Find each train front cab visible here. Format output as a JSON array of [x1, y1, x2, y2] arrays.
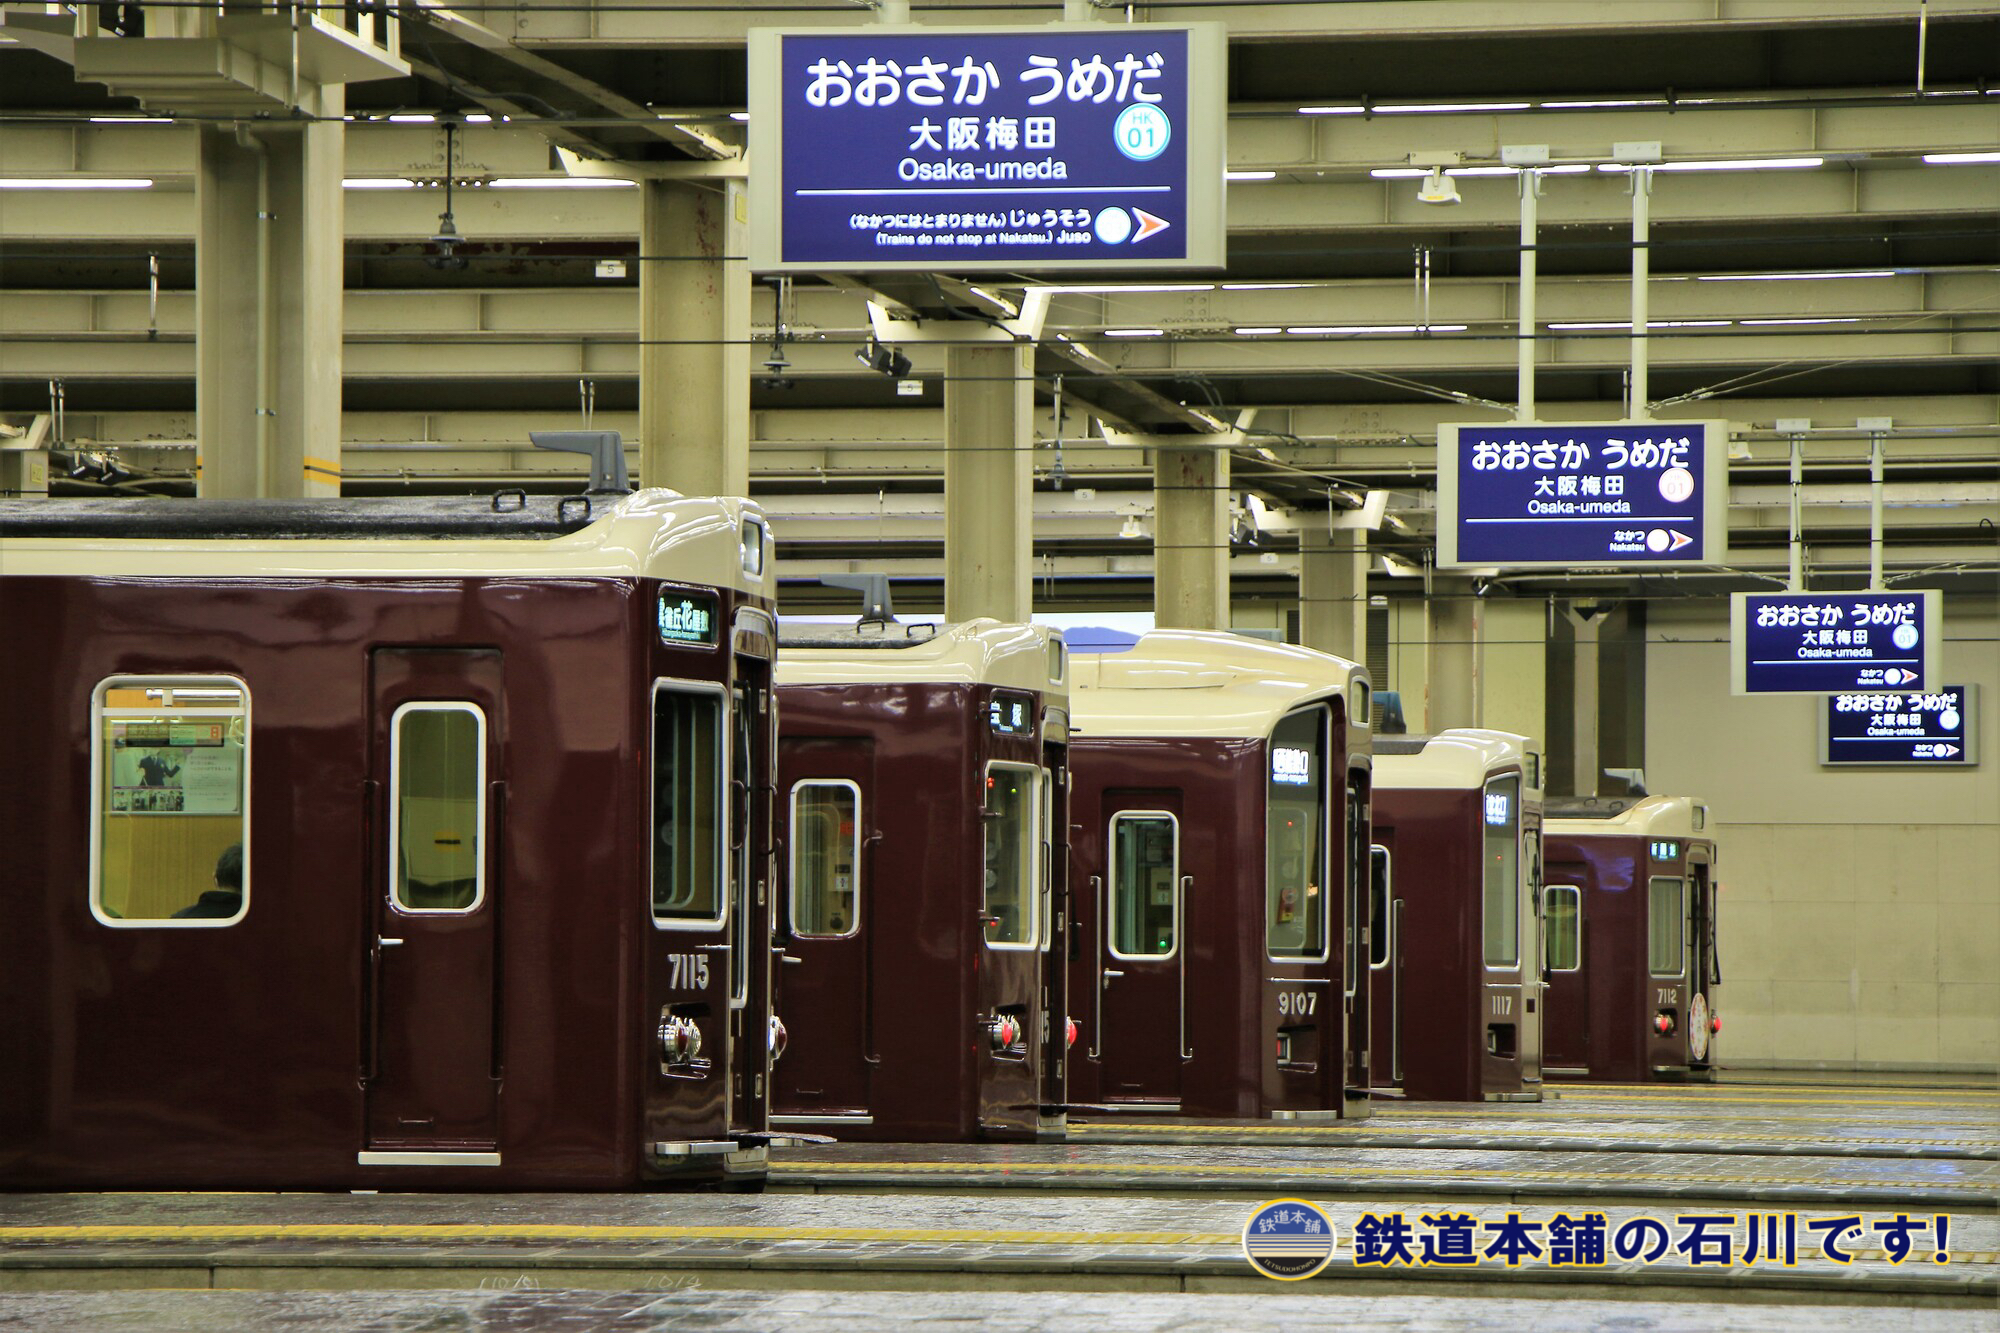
[[1068, 631, 1373, 1122], [1543, 797, 1721, 1083], [769, 620, 1070, 1142], [0, 488, 782, 1190], [1370, 730, 1546, 1103]]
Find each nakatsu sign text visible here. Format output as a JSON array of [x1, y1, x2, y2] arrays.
[[749, 25, 1225, 272]]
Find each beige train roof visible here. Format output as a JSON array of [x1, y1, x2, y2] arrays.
[[1068, 630, 1364, 740], [1546, 795, 1709, 841], [1374, 728, 1537, 791], [777, 619, 1067, 703], [0, 489, 771, 597]]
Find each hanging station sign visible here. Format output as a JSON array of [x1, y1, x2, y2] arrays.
[[1821, 685, 1976, 766], [747, 24, 1227, 272], [1436, 421, 1728, 570], [1730, 589, 1942, 695]]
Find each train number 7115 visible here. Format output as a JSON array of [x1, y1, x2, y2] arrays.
[[668, 953, 711, 989]]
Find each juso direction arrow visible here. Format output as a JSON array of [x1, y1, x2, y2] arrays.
[[1133, 209, 1172, 243]]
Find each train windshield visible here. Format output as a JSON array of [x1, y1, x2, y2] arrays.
[[1265, 706, 1328, 961], [982, 764, 1041, 949], [1482, 774, 1521, 967], [651, 685, 724, 925], [1649, 876, 1685, 975]]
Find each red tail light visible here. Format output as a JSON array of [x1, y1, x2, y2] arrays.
[[1065, 1017, 1079, 1050], [1710, 1016, 1722, 1034], [768, 1015, 789, 1062], [1654, 1013, 1675, 1035]]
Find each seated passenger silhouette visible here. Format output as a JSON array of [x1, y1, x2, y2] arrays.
[[174, 843, 244, 919]]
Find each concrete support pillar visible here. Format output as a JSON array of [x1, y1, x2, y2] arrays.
[[1425, 579, 1477, 731], [1300, 529, 1368, 663], [1477, 598, 1547, 750], [1546, 604, 1603, 798], [1596, 600, 1647, 784], [639, 180, 749, 497], [943, 342, 1033, 623], [1153, 447, 1229, 630], [196, 91, 345, 498]]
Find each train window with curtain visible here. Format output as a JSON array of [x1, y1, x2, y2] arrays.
[[652, 683, 725, 926], [1649, 876, 1685, 975], [1265, 706, 1328, 961], [1481, 774, 1521, 967], [790, 780, 860, 938], [389, 702, 487, 912], [1369, 846, 1391, 968], [1546, 885, 1581, 972], [1109, 811, 1177, 959], [91, 677, 250, 927], [981, 763, 1040, 949]]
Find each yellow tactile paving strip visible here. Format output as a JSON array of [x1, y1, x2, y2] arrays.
[[1073, 1121, 1991, 1145], [778, 1159, 1979, 1191], [0, 1224, 1990, 1268]]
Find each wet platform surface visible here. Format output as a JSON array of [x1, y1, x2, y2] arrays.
[[4, 1288, 1999, 1333]]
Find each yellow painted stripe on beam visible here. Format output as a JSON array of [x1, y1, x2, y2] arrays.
[[0, 1224, 1231, 1246], [1069, 1123, 1995, 1150], [782, 1160, 1986, 1190], [1559, 1094, 1993, 1110]]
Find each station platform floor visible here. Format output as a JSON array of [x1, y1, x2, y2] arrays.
[[1, 1075, 1992, 1328]]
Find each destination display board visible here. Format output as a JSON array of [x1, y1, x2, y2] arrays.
[[1822, 685, 1976, 767], [748, 24, 1226, 272], [1437, 421, 1728, 570], [1730, 589, 1942, 695]]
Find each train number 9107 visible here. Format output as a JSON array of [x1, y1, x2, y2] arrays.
[[1276, 990, 1318, 1018]]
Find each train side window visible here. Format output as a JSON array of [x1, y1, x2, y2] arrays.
[[1648, 876, 1685, 976], [389, 702, 487, 913], [652, 683, 725, 927], [1265, 705, 1329, 962], [981, 763, 1040, 950], [1368, 846, 1391, 968], [1481, 774, 1521, 968], [1546, 885, 1582, 972], [1108, 811, 1178, 960], [790, 780, 860, 938], [91, 676, 250, 927]]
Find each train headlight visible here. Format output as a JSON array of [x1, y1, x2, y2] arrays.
[[1654, 1012, 1676, 1036], [768, 1014, 789, 1062], [658, 1012, 703, 1069], [989, 1014, 1018, 1052]]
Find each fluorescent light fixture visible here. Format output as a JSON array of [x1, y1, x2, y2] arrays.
[[1299, 105, 1365, 116], [1372, 166, 1522, 179], [487, 177, 637, 189], [89, 116, 173, 124], [464, 113, 493, 125], [1697, 270, 1893, 282], [1739, 316, 1866, 326], [1286, 323, 1467, 335], [1543, 164, 1594, 174], [1549, 320, 1734, 330], [1540, 98, 1668, 110], [1376, 101, 1531, 115], [1233, 326, 1282, 335], [1103, 328, 1165, 337], [387, 113, 436, 124], [0, 178, 154, 190], [1597, 157, 1823, 172], [1226, 170, 1277, 181], [343, 178, 419, 190], [1922, 151, 2000, 164], [730, 112, 751, 122], [1043, 283, 1213, 294], [1222, 282, 1310, 291]]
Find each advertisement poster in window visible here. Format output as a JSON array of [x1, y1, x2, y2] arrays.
[[108, 722, 242, 815]]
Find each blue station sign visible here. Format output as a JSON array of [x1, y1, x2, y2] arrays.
[[748, 24, 1226, 272], [1436, 421, 1728, 570], [1822, 685, 1976, 767], [1730, 590, 1942, 695]]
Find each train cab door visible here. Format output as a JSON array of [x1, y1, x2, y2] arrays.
[[1366, 843, 1401, 1092], [1541, 873, 1589, 1073], [1095, 794, 1185, 1106], [728, 647, 776, 1135], [362, 648, 504, 1161], [772, 739, 874, 1123], [1686, 856, 1718, 1068]]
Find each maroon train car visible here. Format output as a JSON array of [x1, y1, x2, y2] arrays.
[[1543, 796, 1721, 1083], [0, 482, 787, 1190], [1370, 730, 1545, 1103], [771, 620, 1071, 1141], [1067, 631, 1373, 1121]]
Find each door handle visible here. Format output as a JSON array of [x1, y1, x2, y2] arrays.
[[1102, 969, 1125, 979]]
